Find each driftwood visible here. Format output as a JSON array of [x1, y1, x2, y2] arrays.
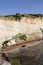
[[2, 40, 11, 48], [1, 37, 43, 53]]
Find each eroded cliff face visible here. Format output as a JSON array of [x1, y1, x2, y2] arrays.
[[0, 16, 43, 52]]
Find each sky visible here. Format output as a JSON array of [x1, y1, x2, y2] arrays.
[[0, 0, 43, 15]]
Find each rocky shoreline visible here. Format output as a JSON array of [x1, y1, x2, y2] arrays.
[[0, 40, 43, 65]]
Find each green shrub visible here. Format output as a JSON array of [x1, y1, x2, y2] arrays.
[[14, 13, 22, 21], [12, 33, 27, 42]]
